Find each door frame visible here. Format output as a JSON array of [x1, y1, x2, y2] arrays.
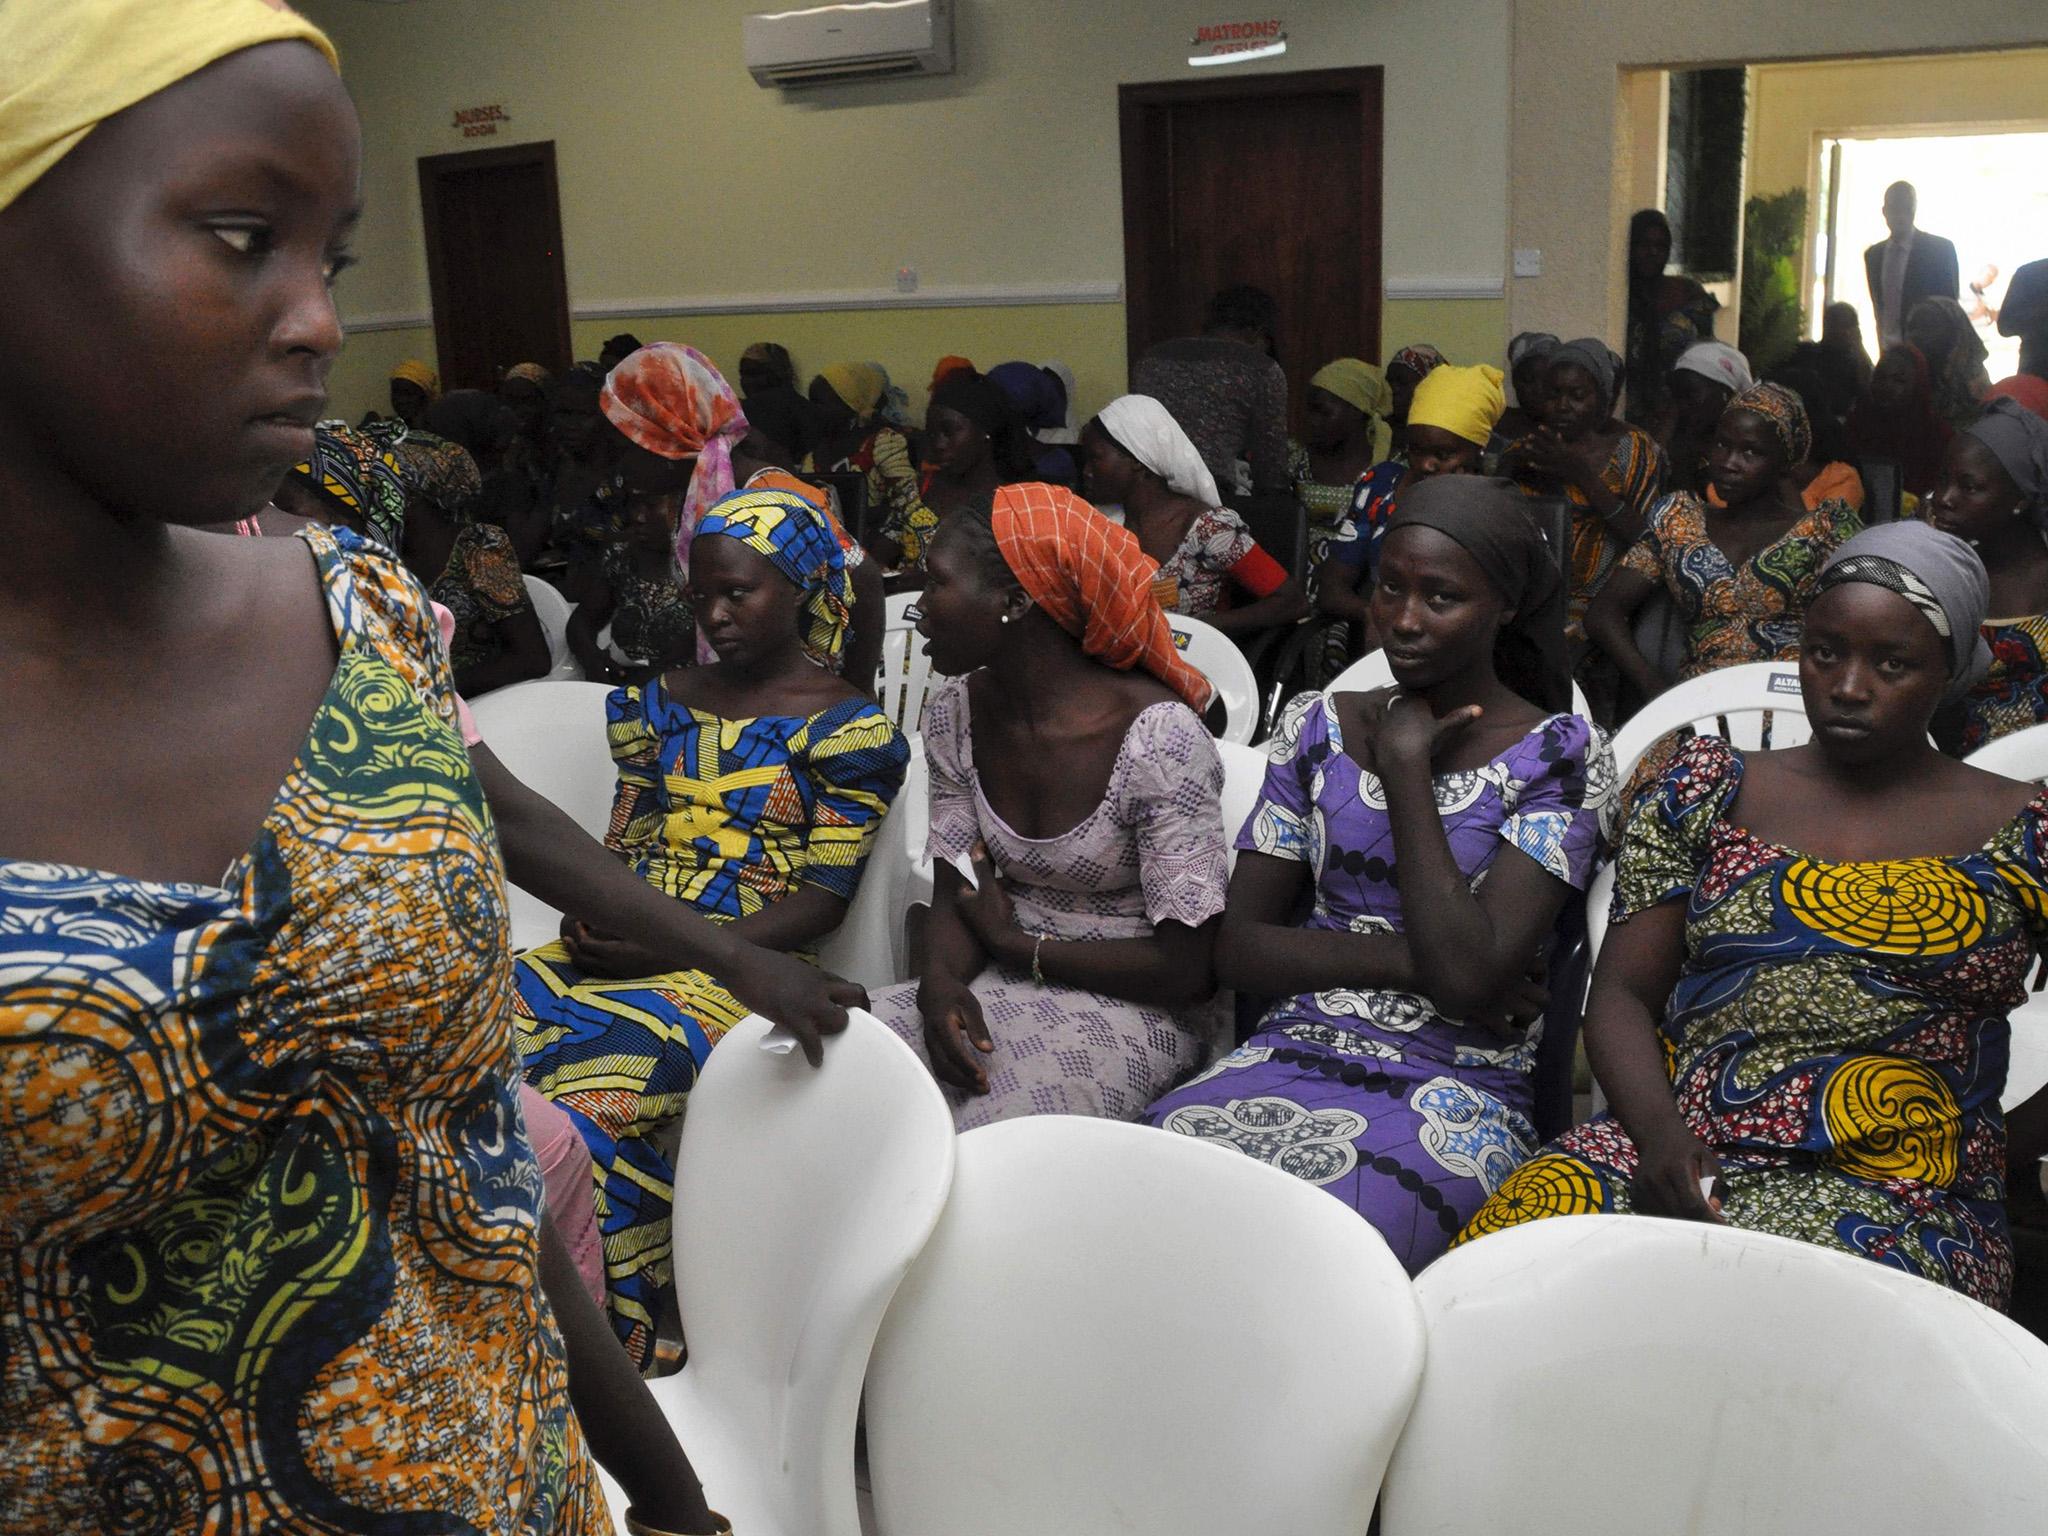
[[417, 140, 574, 388], [1117, 66, 1385, 375]]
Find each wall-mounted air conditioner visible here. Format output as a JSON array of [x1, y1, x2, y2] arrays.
[[744, 0, 955, 89]]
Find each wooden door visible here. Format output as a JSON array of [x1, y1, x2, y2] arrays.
[[1120, 69, 1383, 424], [418, 141, 574, 390]]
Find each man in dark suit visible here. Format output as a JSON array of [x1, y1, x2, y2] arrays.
[[1864, 181, 1959, 351]]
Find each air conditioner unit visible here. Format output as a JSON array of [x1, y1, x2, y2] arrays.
[[744, 0, 955, 89]]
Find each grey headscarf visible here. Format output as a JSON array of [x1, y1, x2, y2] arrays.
[[1507, 332, 1562, 368], [1813, 521, 1991, 700], [1547, 338, 1623, 418], [1964, 397, 2048, 526]]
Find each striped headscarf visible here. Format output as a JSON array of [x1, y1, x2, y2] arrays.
[[600, 342, 750, 568], [1725, 381, 1811, 467], [291, 425, 409, 551], [1814, 521, 1991, 700], [693, 487, 852, 669], [990, 483, 1214, 712]]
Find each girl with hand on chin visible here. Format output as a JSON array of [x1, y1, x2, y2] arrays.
[[1466, 522, 2048, 1311], [1145, 476, 1615, 1272]]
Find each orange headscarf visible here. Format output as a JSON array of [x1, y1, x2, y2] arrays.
[[990, 483, 1214, 712], [931, 355, 976, 392]]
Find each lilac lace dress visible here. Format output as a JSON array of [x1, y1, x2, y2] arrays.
[[1144, 693, 1616, 1273], [871, 675, 1230, 1128]]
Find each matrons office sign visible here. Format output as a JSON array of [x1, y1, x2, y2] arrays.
[[1189, 18, 1287, 66]]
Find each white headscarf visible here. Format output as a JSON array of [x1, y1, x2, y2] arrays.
[[1673, 341, 1754, 395], [1096, 394, 1222, 507]]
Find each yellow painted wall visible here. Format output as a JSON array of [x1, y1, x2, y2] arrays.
[[1508, 3, 2048, 348], [301, 0, 1514, 423]]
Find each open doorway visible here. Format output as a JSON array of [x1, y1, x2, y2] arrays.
[[1813, 128, 2048, 381]]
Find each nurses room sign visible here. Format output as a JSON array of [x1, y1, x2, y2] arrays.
[[451, 103, 511, 138], [1189, 18, 1287, 65]]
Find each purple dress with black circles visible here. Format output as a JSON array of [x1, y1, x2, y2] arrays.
[[1144, 692, 1616, 1272], [871, 674, 1231, 1129]]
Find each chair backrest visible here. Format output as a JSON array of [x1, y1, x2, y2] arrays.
[[1231, 490, 1310, 582], [674, 1011, 955, 1536], [877, 590, 940, 736], [1608, 660, 1809, 784], [469, 679, 617, 948], [1521, 493, 1575, 578], [816, 746, 926, 992], [1965, 720, 2048, 782], [1167, 611, 1258, 744], [1326, 648, 1593, 721], [865, 1116, 1426, 1536], [1380, 1215, 2048, 1535], [521, 573, 580, 679], [803, 470, 869, 543], [1214, 738, 1268, 866], [1856, 456, 1903, 524]]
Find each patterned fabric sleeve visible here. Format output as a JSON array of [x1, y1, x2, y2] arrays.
[[602, 683, 665, 861], [1193, 506, 1258, 576], [795, 706, 912, 900], [1236, 688, 1324, 861], [1609, 734, 1742, 923], [865, 426, 937, 565], [1121, 702, 1230, 929], [319, 526, 462, 731], [1616, 493, 1679, 589], [919, 675, 981, 870], [460, 523, 530, 622], [1993, 795, 2048, 957], [1498, 715, 1616, 890], [1610, 427, 1669, 522]]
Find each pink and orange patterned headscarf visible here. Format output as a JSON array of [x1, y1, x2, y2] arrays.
[[600, 342, 749, 565], [990, 483, 1214, 713]]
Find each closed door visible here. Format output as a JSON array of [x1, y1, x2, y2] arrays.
[[1120, 68, 1383, 424], [418, 141, 574, 389]]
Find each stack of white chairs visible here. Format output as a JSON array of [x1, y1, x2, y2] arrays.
[[1326, 647, 1594, 719], [522, 573, 583, 680], [1167, 612, 1258, 745]]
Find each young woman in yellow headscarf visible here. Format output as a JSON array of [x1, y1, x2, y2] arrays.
[[809, 359, 931, 567]]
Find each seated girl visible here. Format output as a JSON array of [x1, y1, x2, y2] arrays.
[[399, 458, 550, 699], [869, 484, 1230, 1127], [1145, 476, 1615, 1273], [515, 487, 910, 1364], [1585, 382, 1862, 702], [1927, 396, 2048, 754], [1463, 522, 2048, 1310], [1081, 394, 1309, 637]]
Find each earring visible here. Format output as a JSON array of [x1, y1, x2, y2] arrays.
[[999, 614, 1012, 625]]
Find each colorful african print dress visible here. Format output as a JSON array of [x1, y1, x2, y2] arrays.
[[1462, 736, 2048, 1309], [514, 680, 908, 1365], [1511, 425, 1668, 638], [1958, 613, 2048, 755], [1616, 491, 1863, 680], [431, 520, 535, 681], [0, 526, 603, 1533], [1144, 695, 1615, 1272]]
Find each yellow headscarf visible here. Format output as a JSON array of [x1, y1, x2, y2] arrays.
[[1310, 359, 1395, 463], [390, 358, 441, 398], [817, 362, 886, 420], [1408, 363, 1507, 450], [0, 0, 338, 215]]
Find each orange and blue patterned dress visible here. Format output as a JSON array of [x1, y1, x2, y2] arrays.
[[1462, 735, 2048, 1309], [515, 678, 908, 1365], [0, 526, 602, 1532]]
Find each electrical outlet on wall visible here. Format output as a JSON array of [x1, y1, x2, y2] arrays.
[[1513, 248, 1543, 278], [895, 266, 919, 293]]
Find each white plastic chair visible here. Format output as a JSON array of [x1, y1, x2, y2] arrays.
[[1326, 647, 1593, 720], [595, 1010, 955, 1536], [877, 590, 939, 736], [1166, 611, 1258, 745], [863, 1116, 1426, 1536], [1381, 1215, 2048, 1535], [1608, 660, 1808, 784], [1965, 719, 2048, 783], [1214, 738, 1267, 867], [522, 573, 582, 680], [470, 679, 617, 949], [817, 745, 926, 992]]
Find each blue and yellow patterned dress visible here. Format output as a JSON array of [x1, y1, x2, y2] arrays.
[[0, 527, 603, 1533], [514, 677, 908, 1364], [1462, 736, 2048, 1308]]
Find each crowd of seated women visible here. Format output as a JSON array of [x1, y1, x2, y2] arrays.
[[9, 6, 2048, 1529]]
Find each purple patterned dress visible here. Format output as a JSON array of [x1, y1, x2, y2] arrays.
[[1144, 693, 1616, 1272], [871, 675, 1231, 1128]]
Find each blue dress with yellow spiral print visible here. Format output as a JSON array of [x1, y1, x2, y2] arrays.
[[1461, 735, 2048, 1309], [514, 676, 907, 1365], [0, 527, 603, 1533]]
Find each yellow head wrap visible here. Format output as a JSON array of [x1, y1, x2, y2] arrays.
[[817, 362, 886, 420], [390, 358, 441, 398], [0, 0, 338, 216], [1408, 363, 1507, 450], [1309, 359, 1395, 463]]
